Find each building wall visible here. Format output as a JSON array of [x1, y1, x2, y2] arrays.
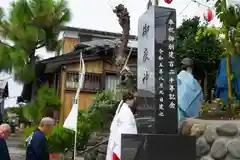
[[62, 37, 80, 54], [103, 58, 136, 72], [66, 60, 102, 73], [63, 91, 95, 120], [60, 60, 103, 122], [61, 36, 96, 54]]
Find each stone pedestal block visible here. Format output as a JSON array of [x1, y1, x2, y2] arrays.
[[121, 134, 196, 160]]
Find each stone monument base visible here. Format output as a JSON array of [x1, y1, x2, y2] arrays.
[[180, 118, 240, 160], [121, 134, 196, 160]]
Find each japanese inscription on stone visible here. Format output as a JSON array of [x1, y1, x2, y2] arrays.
[[157, 48, 164, 117], [154, 7, 178, 134], [136, 8, 156, 130], [141, 27, 150, 88], [137, 8, 155, 94], [167, 18, 177, 111], [142, 24, 150, 37]]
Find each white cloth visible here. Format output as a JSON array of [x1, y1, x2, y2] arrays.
[[63, 53, 85, 132], [106, 102, 138, 160], [63, 103, 79, 131]]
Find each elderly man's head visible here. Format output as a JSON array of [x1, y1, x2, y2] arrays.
[[39, 117, 54, 135], [0, 124, 11, 139]]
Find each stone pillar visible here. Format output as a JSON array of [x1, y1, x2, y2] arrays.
[[137, 6, 177, 134]]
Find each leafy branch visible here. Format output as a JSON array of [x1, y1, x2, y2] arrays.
[[23, 85, 61, 124], [0, 0, 71, 83]]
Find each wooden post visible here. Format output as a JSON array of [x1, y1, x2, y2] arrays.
[[226, 54, 232, 101], [59, 67, 66, 124], [226, 53, 233, 117]]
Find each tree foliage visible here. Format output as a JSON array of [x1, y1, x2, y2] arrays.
[[77, 91, 117, 149], [210, 0, 240, 28], [23, 85, 61, 124], [175, 16, 223, 87], [0, 0, 70, 83], [47, 125, 73, 153], [206, 0, 240, 55]]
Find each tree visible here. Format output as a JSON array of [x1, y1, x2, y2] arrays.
[[23, 85, 61, 124], [175, 16, 223, 93], [0, 0, 70, 83], [206, 0, 240, 103], [77, 91, 117, 149]]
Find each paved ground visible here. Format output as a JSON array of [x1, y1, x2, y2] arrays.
[[6, 132, 25, 160], [6, 132, 84, 160]]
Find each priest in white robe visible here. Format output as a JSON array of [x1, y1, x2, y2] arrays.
[[106, 92, 138, 160]]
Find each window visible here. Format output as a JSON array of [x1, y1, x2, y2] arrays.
[[66, 72, 101, 91], [105, 74, 120, 91]]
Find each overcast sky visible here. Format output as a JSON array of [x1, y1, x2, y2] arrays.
[[0, 0, 218, 108]]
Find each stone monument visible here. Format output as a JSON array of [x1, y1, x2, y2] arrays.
[[121, 6, 196, 160], [137, 5, 178, 134]]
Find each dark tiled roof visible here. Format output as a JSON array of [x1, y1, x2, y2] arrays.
[[73, 39, 137, 51], [61, 26, 138, 40], [40, 39, 137, 64]]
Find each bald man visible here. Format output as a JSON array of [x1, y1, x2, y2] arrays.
[[26, 117, 54, 160], [0, 123, 11, 160]]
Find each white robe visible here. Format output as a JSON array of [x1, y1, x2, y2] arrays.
[[106, 101, 138, 160]]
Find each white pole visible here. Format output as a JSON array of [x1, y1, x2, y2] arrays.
[[73, 130, 77, 160], [73, 52, 82, 160]]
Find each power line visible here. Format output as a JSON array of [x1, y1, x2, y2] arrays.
[[178, 0, 193, 16], [192, 0, 213, 8]]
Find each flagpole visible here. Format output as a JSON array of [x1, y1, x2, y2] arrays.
[[73, 52, 83, 160], [64, 52, 85, 160], [73, 130, 77, 160]]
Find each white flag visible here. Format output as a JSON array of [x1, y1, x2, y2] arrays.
[[226, 0, 240, 8], [63, 103, 79, 131], [63, 53, 85, 131], [106, 102, 138, 160]]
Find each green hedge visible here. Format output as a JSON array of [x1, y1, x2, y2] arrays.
[[24, 125, 73, 153]]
